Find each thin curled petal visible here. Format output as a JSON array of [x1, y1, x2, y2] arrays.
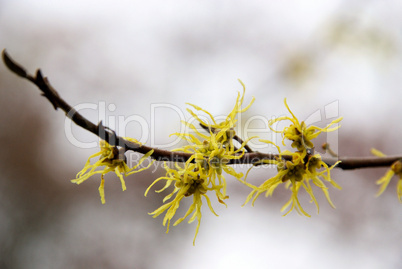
[[376, 170, 395, 197], [99, 176, 106, 204]]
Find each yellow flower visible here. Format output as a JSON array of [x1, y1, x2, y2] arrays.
[[243, 141, 341, 217], [171, 80, 256, 201], [371, 148, 402, 202], [72, 139, 154, 204], [269, 98, 343, 152], [242, 98, 343, 216], [146, 81, 257, 244], [186, 79, 255, 131], [145, 162, 221, 245], [173, 126, 255, 202]]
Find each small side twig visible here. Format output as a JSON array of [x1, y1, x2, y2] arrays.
[[199, 123, 253, 152], [322, 143, 338, 158]]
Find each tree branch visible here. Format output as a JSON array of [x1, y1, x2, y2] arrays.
[[2, 49, 401, 170]]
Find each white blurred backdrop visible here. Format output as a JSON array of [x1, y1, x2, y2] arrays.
[[0, 1, 401, 268]]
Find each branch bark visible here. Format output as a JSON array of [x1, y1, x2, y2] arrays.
[[2, 49, 400, 169]]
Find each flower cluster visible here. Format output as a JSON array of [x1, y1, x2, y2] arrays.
[[145, 80, 255, 244], [145, 162, 220, 245], [72, 84, 345, 244], [371, 148, 402, 202], [72, 138, 154, 204], [243, 99, 343, 216]]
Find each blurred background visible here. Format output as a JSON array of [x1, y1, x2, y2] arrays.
[[1, 0, 402, 268]]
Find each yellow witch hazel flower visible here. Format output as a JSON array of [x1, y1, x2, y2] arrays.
[[147, 80, 256, 244], [244, 143, 341, 217], [186, 79, 255, 131], [172, 124, 255, 203], [145, 162, 221, 245], [172, 80, 256, 201], [72, 138, 154, 204], [243, 99, 343, 216], [269, 98, 343, 153], [371, 148, 402, 202]]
